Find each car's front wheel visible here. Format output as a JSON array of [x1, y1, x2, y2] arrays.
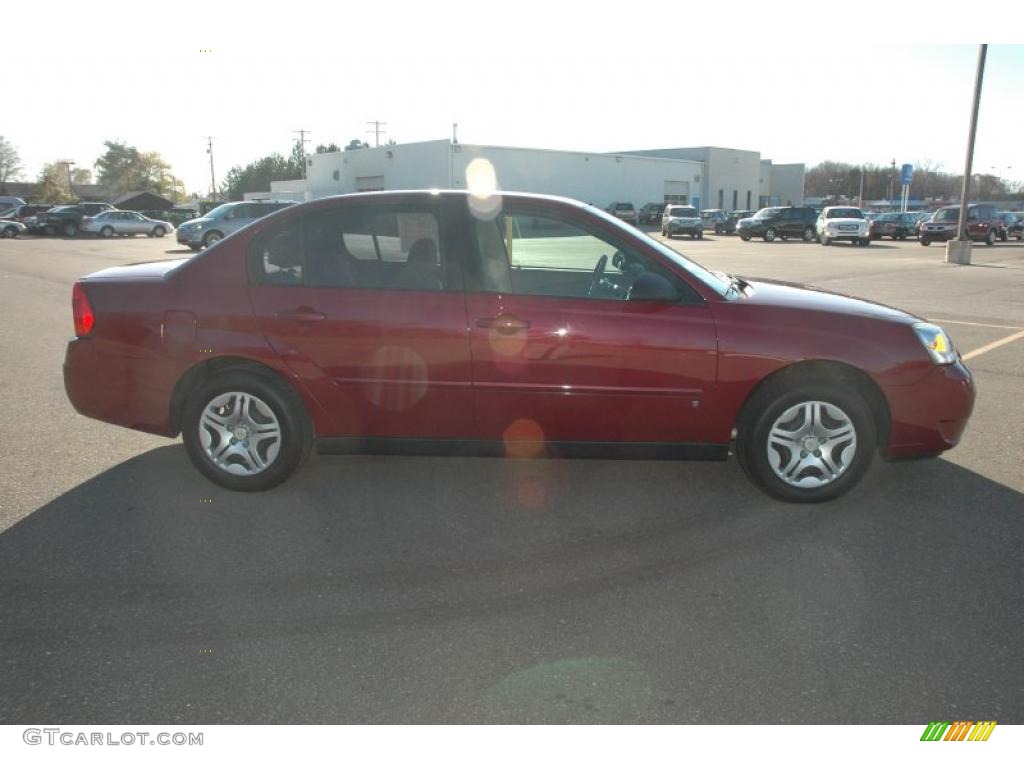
[[153, 226, 166, 238], [202, 231, 223, 248], [181, 369, 313, 491], [802, 226, 815, 242], [1, 225, 18, 238], [737, 378, 876, 503], [985, 228, 996, 246], [63, 222, 79, 237], [763, 228, 777, 242]]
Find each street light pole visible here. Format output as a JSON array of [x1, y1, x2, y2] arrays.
[[947, 44, 988, 265]]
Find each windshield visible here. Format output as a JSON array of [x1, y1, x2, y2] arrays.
[[827, 208, 863, 219], [668, 207, 697, 218], [753, 208, 782, 219], [933, 208, 962, 222], [588, 205, 732, 297], [203, 204, 234, 219], [615, 204, 633, 211]]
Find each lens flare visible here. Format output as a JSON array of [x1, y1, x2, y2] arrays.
[[466, 157, 502, 220], [503, 418, 545, 459], [362, 346, 429, 411]]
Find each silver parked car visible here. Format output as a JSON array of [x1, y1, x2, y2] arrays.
[[82, 210, 175, 238], [1, 219, 27, 238], [175, 200, 294, 250]]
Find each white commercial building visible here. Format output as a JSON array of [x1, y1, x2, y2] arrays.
[[247, 139, 803, 212]]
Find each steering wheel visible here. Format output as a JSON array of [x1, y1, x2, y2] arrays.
[[587, 254, 608, 297]]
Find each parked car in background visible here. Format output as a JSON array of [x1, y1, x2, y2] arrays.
[[816, 206, 871, 246], [1006, 213, 1024, 241], [715, 210, 754, 235], [996, 211, 1018, 242], [175, 200, 295, 250], [912, 211, 933, 237], [1, 204, 54, 223], [919, 204, 1001, 246], [62, 190, 976, 503], [661, 204, 703, 239], [701, 209, 729, 232], [81, 210, 175, 238], [1, 219, 27, 238], [638, 202, 666, 224], [870, 212, 919, 241], [605, 202, 638, 225], [736, 206, 818, 242], [39, 203, 115, 237], [0, 195, 26, 211]]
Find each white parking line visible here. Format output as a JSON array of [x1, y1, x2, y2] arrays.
[[931, 318, 1024, 331], [962, 330, 1024, 361]]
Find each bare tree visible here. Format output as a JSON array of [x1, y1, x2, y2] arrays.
[[0, 136, 23, 193]]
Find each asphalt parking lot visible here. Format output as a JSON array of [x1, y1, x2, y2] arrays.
[[0, 231, 1021, 724]]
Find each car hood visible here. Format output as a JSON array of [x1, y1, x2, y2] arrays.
[[81, 258, 190, 281], [739, 277, 920, 324]]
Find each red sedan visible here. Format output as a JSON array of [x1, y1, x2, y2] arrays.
[[63, 192, 975, 502]]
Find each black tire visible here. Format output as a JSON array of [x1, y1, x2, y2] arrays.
[[63, 222, 79, 237], [999, 230, 1007, 242], [740, 235, 750, 242], [188, 245, 201, 251], [181, 368, 313, 492], [2, 225, 18, 238], [697, 231, 703, 240], [822, 237, 832, 246], [764, 228, 777, 242], [985, 229, 996, 246], [153, 226, 166, 238], [802, 226, 815, 242], [736, 376, 876, 503], [860, 238, 870, 246], [100, 226, 114, 238], [202, 230, 223, 248], [920, 239, 930, 246]]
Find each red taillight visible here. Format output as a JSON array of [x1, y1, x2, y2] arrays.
[[72, 281, 95, 336]]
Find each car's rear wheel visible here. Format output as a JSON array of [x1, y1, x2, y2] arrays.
[[802, 226, 815, 242], [740, 235, 750, 241], [153, 226, 166, 238], [737, 378, 876, 503], [181, 369, 313, 492], [697, 231, 703, 240], [100, 226, 114, 238], [920, 238, 930, 246], [764, 228, 777, 242], [63, 222, 78, 237]]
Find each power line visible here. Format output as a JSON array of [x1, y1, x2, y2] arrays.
[[366, 120, 385, 148]]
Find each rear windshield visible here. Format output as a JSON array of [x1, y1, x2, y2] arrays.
[[668, 207, 697, 217], [826, 208, 863, 219], [615, 204, 633, 211]]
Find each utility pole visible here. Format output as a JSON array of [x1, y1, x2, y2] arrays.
[[293, 129, 311, 178], [947, 44, 988, 265], [888, 158, 896, 207], [858, 166, 865, 207], [204, 137, 217, 199], [366, 120, 387, 148], [58, 160, 76, 198]]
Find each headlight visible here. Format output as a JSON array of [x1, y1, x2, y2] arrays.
[[913, 322, 957, 365]]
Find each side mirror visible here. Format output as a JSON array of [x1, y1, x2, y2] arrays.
[[628, 272, 680, 302]]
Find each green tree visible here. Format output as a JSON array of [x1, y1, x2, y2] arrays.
[[222, 152, 302, 201], [0, 136, 23, 193], [93, 140, 186, 200], [33, 162, 82, 203], [315, 143, 341, 154]]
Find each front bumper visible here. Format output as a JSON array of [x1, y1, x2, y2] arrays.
[[884, 359, 975, 458], [176, 229, 202, 245], [666, 221, 702, 234]]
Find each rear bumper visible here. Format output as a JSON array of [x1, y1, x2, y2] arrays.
[[883, 359, 975, 459], [64, 338, 179, 437]]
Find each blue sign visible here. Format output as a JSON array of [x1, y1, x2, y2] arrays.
[[901, 164, 914, 186]]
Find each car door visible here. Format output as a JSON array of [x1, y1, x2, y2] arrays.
[[124, 212, 146, 234], [248, 197, 475, 440], [462, 201, 718, 448]]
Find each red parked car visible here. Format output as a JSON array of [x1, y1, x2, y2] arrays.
[[63, 191, 975, 502]]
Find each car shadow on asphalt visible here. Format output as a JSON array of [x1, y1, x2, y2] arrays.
[[1, 446, 1021, 724]]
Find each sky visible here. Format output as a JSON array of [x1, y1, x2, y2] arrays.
[[5, 2, 1023, 196]]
